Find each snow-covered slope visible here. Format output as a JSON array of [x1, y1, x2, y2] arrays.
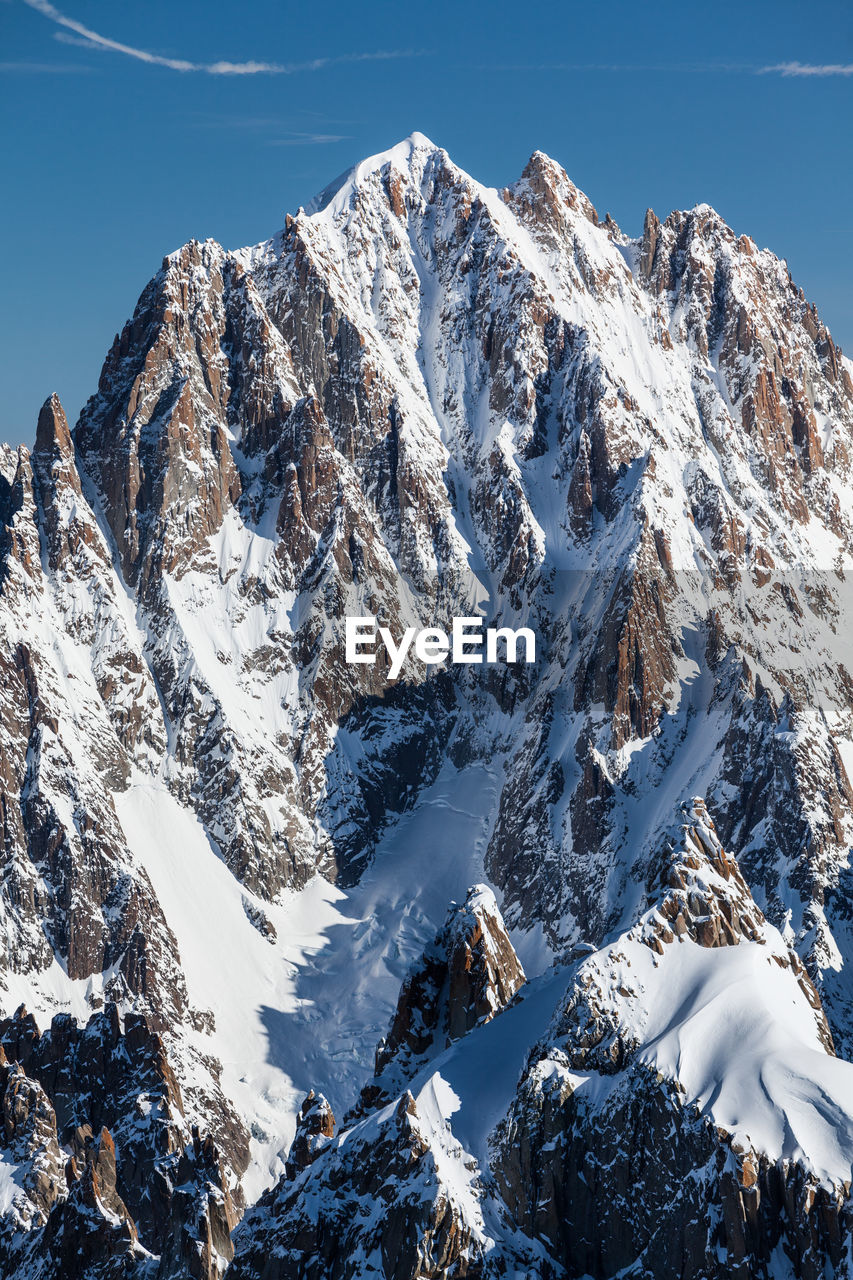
[[2, 134, 853, 1277]]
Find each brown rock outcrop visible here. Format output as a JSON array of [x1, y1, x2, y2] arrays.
[[356, 885, 525, 1113], [285, 1091, 335, 1179]]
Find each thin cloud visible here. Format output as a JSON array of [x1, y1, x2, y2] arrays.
[[187, 110, 358, 132], [267, 133, 351, 147], [52, 31, 102, 48], [0, 58, 90, 71], [470, 58, 853, 78], [759, 61, 853, 77], [22, 0, 422, 75], [468, 60, 754, 73]]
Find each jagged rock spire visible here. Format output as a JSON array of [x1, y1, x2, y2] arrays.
[[34, 393, 73, 459]]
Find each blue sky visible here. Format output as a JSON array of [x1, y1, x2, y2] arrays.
[[1, 0, 851, 445]]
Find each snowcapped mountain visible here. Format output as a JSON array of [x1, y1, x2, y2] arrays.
[[2, 131, 853, 1277]]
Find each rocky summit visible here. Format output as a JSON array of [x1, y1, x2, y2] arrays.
[[2, 132, 853, 1277]]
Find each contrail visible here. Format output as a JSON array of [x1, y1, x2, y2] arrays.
[[759, 61, 853, 77], [22, 0, 421, 76]]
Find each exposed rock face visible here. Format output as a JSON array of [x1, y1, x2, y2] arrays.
[[495, 1057, 853, 1280], [357, 885, 525, 1113], [238, 802, 853, 1280], [156, 1128, 238, 1280], [441, 886, 526, 1040], [0, 1005, 238, 1279], [0, 402, 183, 1028], [284, 1092, 334, 1179], [4, 134, 853, 1276], [0, 1066, 147, 1280], [0, 1003, 195, 1242], [0, 1050, 66, 1235], [41, 1125, 144, 1280], [230, 1091, 497, 1280], [490, 803, 853, 1278]]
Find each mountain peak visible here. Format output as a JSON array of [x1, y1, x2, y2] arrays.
[[401, 129, 438, 150], [33, 392, 72, 458], [304, 131, 448, 216], [6, 134, 853, 1280]]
